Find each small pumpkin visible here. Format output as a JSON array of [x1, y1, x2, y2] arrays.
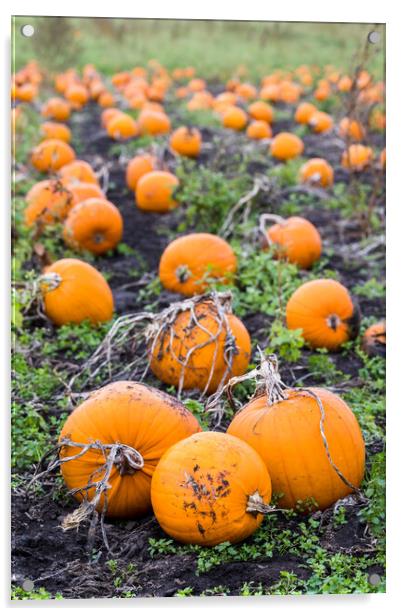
[[339, 117, 365, 141], [101, 108, 122, 129], [380, 148, 386, 170], [39, 258, 114, 326], [361, 320, 386, 357], [40, 121, 72, 143], [246, 120, 272, 140], [151, 431, 272, 546], [247, 100, 274, 123], [41, 97, 71, 121], [286, 279, 360, 350], [137, 109, 171, 135], [65, 83, 89, 106], [159, 233, 237, 296], [308, 111, 333, 133], [169, 126, 202, 158], [135, 171, 179, 213], [63, 198, 123, 255], [98, 91, 116, 108], [341, 145, 373, 171], [126, 154, 156, 191], [58, 160, 99, 186], [263, 215, 322, 269], [66, 182, 105, 206], [270, 132, 304, 160], [59, 382, 201, 519], [149, 295, 251, 394], [299, 158, 334, 188], [294, 102, 317, 124], [337, 75, 353, 92], [31, 139, 76, 173], [106, 113, 138, 140], [222, 106, 248, 131], [236, 82, 258, 100], [24, 179, 73, 227]]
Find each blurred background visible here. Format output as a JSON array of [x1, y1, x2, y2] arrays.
[[12, 16, 385, 80]]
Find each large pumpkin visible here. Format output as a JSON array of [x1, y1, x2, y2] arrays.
[[159, 233, 237, 296], [169, 126, 202, 158], [286, 279, 360, 350], [60, 382, 201, 518], [149, 297, 251, 394], [63, 198, 123, 255], [39, 258, 114, 326], [228, 387, 365, 511], [151, 431, 272, 546], [264, 215, 322, 269]]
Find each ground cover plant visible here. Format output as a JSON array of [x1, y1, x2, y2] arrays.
[[11, 16, 385, 600]]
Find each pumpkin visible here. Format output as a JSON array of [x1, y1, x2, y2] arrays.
[[380, 148, 386, 170], [40, 121, 71, 143], [246, 120, 272, 140], [263, 215, 322, 269], [24, 179, 73, 227], [14, 82, 38, 102], [101, 108, 122, 129], [65, 83, 89, 106], [59, 160, 99, 186], [149, 296, 251, 394], [188, 78, 206, 92], [294, 102, 317, 124], [236, 82, 258, 100], [106, 113, 138, 140], [279, 81, 301, 104], [227, 361, 365, 511], [286, 279, 360, 350], [247, 100, 274, 123], [259, 84, 281, 102], [63, 198, 123, 255], [222, 106, 248, 131], [159, 233, 237, 296], [270, 132, 304, 160], [135, 171, 179, 213], [361, 320, 386, 357], [66, 182, 105, 206], [308, 111, 333, 133], [138, 109, 171, 135], [151, 431, 272, 546], [59, 382, 201, 519], [126, 154, 156, 191], [41, 97, 71, 121], [338, 75, 353, 92], [299, 158, 334, 188], [31, 139, 76, 173], [187, 91, 214, 111], [341, 145, 373, 171], [370, 109, 386, 131], [339, 117, 365, 141], [169, 126, 202, 158], [98, 91, 116, 108], [39, 258, 114, 326]]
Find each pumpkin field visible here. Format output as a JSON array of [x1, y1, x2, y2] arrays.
[[11, 18, 385, 599]]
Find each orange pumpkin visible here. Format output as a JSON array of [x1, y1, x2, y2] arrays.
[[41, 97, 71, 121], [101, 108, 122, 129], [65, 83, 89, 106], [222, 106, 248, 131], [137, 109, 171, 135], [228, 384, 365, 511], [169, 126, 202, 158], [39, 258, 114, 326], [236, 82, 258, 100], [14, 82, 38, 102], [380, 148, 386, 170], [31, 139, 76, 173], [40, 122, 72, 143], [149, 297, 251, 394], [294, 102, 317, 124], [126, 154, 156, 191], [59, 160, 99, 186], [265, 215, 322, 269], [151, 431, 272, 546], [286, 279, 360, 350], [60, 382, 201, 518], [66, 182, 105, 206], [135, 171, 179, 213], [309, 111, 333, 133], [188, 78, 206, 92], [341, 145, 373, 171], [159, 233, 237, 296], [98, 91, 116, 108], [337, 75, 353, 92], [63, 198, 123, 255], [361, 320, 386, 357], [246, 120, 272, 140], [106, 113, 138, 140], [299, 158, 334, 187], [24, 179, 73, 227], [247, 100, 274, 123], [339, 117, 365, 141], [270, 132, 304, 160]]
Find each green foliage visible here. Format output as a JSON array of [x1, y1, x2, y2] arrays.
[[11, 586, 63, 600], [266, 319, 304, 363], [268, 158, 304, 187], [359, 452, 386, 546], [353, 277, 385, 299]]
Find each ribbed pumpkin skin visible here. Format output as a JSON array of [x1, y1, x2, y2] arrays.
[[63, 198, 123, 255], [41, 258, 114, 326], [60, 382, 201, 518], [159, 233, 237, 296], [149, 301, 251, 394], [267, 217, 322, 269], [151, 431, 272, 546], [286, 279, 358, 350], [227, 388, 365, 511]]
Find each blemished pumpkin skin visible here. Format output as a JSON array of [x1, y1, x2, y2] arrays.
[[40, 122, 72, 143], [60, 382, 201, 518], [31, 139, 76, 173], [151, 431, 272, 546], [63, 198, 123, 255], [40, 258, 114, 326], [227, 388, 365, 511], [222, 106, 248, 131], [267, 217, 322, 269], [286, 279, 360, 350], [135, 171, 179, 213], [106, 113, 138, 140], [41, 97, 71, 121], [66, 182, 105, 206], [126, 154, 157, 191], [169, 126, 202, 158], [138, 110, 171, 135], [299, 158, 334, 188], [247, 100, 274, 123], [24, 180, 73, 227], [341, 145, 374, 172], [159, 233, 237, 296], [361, 320, 386, 358], [149, 301, 251, 394], [59, 160, 99, 186], [270, 132, 304, 160], [246, 120, 272, 140], [294, 102, 317, 124]]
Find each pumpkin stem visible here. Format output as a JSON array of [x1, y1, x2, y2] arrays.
[[176, 264, 191, 283], [258, 213, 286, 249], [246, 490, 286, 516], [38, 271, 62, 293]]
